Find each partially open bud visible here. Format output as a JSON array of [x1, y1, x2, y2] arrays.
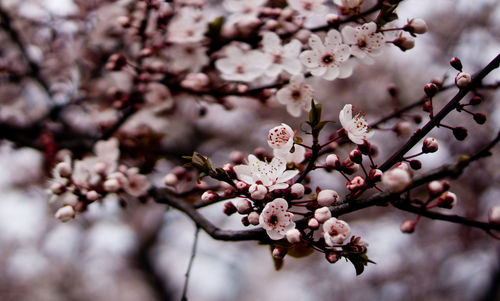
[[436, 191, 457, 209], [346, 176, 365, 191], [349, 149, 362, 164], [393, 36, 415, 52], [422, 137, 438, 153], [308, 218, 320, 229], [86, 190, 99, 202], [223, 201, 237, 216], [314, 207, 332, 223], [325, 252, 340, 264], [400, 220, 416, 233], [427, 180, 449, 197], [455, 72, 472, 87], [341, 158, 359, 175], [104, 178, 121, 192], [286, 229, 302, 244], [488, 206, 500, 225], [201, 190, 219, 203], [235, 181, 249, 190], [290, 183, 305, 198], [317, 189, 339, 207], [450, 57, 463, 71], [325, 154, 340, 169], [236, 199, 252, 214], [369, 169, 383, 182], [424, 83, 439, 98], [248, 212, 260, 225], [55, 205, 75, 222], [272, 246, 287, 259], [404, 18, 427, 34]]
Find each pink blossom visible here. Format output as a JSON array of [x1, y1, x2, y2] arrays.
[[259, 198, 295, 240]]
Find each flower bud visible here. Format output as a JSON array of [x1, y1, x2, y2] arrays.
[[272, 246, 287, 259], [314, 207, 332, 223], [436, 191, 457, 209], [117, 16, 131, 28], [236, 199, 252, 214], [400, 220, 416, 233], [50, 182, 65, 195], [349, 149, 362, 164], [308, 218, 320, 229], [357, 140, 371, 155], [341, 158, 359, 175], [241, 216, 250, 226], [409, 160, 421, 170], [86, 190, 99, 202], [235, 181, 249, 190], [424, 83, 439, 98], [248, 212, 260, 225], [405, 18, 427, 34], [229, 151, 245, 164], [286, 229, 302, 244], [295, 29, 311, 43], [452, 127, 468, 141], [325, 154, 340, 169], [394, 121, 413, 137], [55, 162, 72, 177], [325, 252, 340, 264], [346, 176, 365, 191], [201, 190, 218, 203], [382, 167, 412, 193], [163, 173, 178, 186], [104, 178, 121, 192], [55, 205, 75, 222], [326, 13, 341, 26], [422, 137, 438, 153], [223, 201, 237, 216], [488, 206, 500, 225], [473, 113, 486, 125], [455, 72, 472, 87], [469, 96, 482, 106], [427, 180, 448, 197], [249, 184, 267, 200], [450, 57, 463, 71], [393, 36, 415, 52], [369, 169, 383, 182], [317, 189, 339, 207], [290, 183, 305, 198]]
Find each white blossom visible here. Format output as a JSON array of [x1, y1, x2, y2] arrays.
[[382, 166, 412, 193], [259, 198, 295, 240], [288, 0, 327, 17], [339, 104, 374, 144], [267, 123, 295, 151], [223, 0, 265, 14], [323, 217, 351, 246], [341, 22, 385, 63], [123, 167, 151, 197], [314, 207, 332, 223], [299, 30, 352, 80], [333, 0, 362, 9], [286, 229, 302, 243], [164, 43, 209, 72], [274, 145, 306, 165], [317, 189, 339, 206], [55, 205, 75, 222], [233, 155, 299, 191], [167, 7, 207, 43], [261, 32, 302, 78], [215, 44, 272, 82], [276, 74, 314, 117]]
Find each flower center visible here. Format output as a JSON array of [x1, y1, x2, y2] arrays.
[[269, 214, 279, 225], [303, 1, 313, 10], [357, 39, 367, 49], [273, 54, 282, 64], [322, 54, 334, 65], [291, 90, 302, 100], [236, 65, 245, 74]]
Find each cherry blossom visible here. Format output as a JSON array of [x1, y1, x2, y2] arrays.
[[122, 167, 151, 197], [223, 0, 265, 14], [215, 44, 272, 82], [233, 155, 299, 191], [382, 166, 412, 193], [333, 0, 362, 10], [276, 74, 314, 117], [299, 30, 352, 80], [167, 7, 207, 43], [323, 217, 351, 246], [274, 144, 306, 165], [288, 0, 327, 17], [261, 32, 302, 78], [339, 104, 374, 144], [267, 123, 295, 151], [259, 198, 295, 240], [163, 43, 209, 73], [341, 22, 385, 63]]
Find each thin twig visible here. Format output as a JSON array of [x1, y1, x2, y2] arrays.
[[181, 226, 200, 301]]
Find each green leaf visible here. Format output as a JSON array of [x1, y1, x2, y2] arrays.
[[344, 252, 375, 276], [205, 17, 225, 40], [308, 99, 322, 127]]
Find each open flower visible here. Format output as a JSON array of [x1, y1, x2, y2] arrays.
[[339, 104, 373, 144], [323, 217, 351, 246], [299, 30, 351, 80], [276, 74, 314, 117], [167, 7, 207, 43], [268, 123, 295, 151], [261, 32, 302, 78], [259, 198, 295, 240], [288, 0, 327, 17], [233, 155, 298, 191], [215, 44, 272, 82], [341, 22, 385, 63], [274, 145, 306, 164]]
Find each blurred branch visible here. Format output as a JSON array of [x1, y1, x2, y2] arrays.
[[181, 226, 200, 301]]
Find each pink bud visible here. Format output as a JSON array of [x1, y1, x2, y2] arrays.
[[325, 154, 340, 169], [400, 220, 416, 233], [86, 190, 99, 202], [104, 178, 121, 192], [317, 189, 339, 207], [488, 206, 500, 225], [163, 173, 178, 186], [308, 218, 320, 230], [236, 199, 252, 214], [405, 18, 427, 34], [290, 183, 305, 198], [314, 207, 332, 223], [382, 167, 412, 193], [249, 184, 267, 200], [248, 212, 260, 225], [455, 72, 472, 87], [272, 246, 287, 259], [236, 181, 249, 190], [223, 201, 237, 216], [55, 205, 75, 222], [201, 190, 218, 203], [50, 182, 65, 195], [422, 137, 438, 153], [436, 191, 457, 209], [369, 169, 383, 182], [346, 176, 365, 191], [394, 121, 413, 137], [286, 229, 302, 244], [325, 252, 340, 264]]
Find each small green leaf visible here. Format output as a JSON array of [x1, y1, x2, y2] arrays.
[[308, 99, 322, 127]]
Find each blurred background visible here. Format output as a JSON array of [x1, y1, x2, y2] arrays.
[[0, 0, 499, 300]]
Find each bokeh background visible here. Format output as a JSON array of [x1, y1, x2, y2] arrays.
[[0, 0, 499, 300]]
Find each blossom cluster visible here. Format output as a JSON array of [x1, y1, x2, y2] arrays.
[[48, 138, 151, 222]]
